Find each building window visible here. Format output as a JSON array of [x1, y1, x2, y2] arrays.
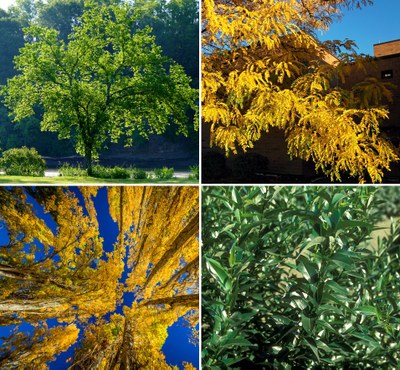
[[381, 69, 393, 79]]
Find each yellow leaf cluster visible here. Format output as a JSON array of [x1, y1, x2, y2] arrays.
[[1, 186, 199, 368], [202, 0, 398, 182]]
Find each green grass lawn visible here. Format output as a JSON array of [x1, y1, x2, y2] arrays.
[[0, 175, 198, 184]]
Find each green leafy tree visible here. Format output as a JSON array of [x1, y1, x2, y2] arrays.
[[131, 0, 199, 86], [2, 1, 198, 173], [37, 0, 85, 42], [0, 11, 25, 85]]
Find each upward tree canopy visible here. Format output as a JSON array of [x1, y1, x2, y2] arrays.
[[202, 0, 398, 182], [0, 186, 199, 369], [2, 1, 198, 172]]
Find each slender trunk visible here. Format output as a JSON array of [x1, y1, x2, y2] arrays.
[[143, 212, 199, 290], [159, 257, 199, 295], [84, 146, 93, 176], [119, 319, 131, 370], [0, 264, 78, 291], [143, 294, 199, 310], [0, 299, 64, 312]]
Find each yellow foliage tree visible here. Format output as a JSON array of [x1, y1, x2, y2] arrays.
[[0, 186, 199, 368], [202, 0, 398, 182], [0, 323, 79, 369], [0, 187, 123, 324]]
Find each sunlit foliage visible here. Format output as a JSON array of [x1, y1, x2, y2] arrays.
[[2, 1, 198, 173], [202, 0, 398, 182], [0, 186, 199, 369]]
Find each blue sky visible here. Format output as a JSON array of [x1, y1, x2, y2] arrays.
[[318, 1, 400, 55], [0, 187, 199, 369]]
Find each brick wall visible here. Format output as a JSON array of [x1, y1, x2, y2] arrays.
[[374, 40, 400, 57]]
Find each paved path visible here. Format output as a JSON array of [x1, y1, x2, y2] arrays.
[[45, 169, 60, 177]]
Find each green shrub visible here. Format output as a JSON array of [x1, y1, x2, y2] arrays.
[[58, 163, 87, 177], [202, 186, 400, 368], [91, 165, 130, 179], [109, 166, 130, 179], [189, 165, 199, 180], [0, 147, 46, 176], [154, 167, 174, 179], [129, 167, 148, 180]]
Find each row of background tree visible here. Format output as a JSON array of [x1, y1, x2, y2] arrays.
[[0, 0, 199, 158]]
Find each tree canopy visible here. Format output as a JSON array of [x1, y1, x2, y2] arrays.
[[0, 186, 199, 369], [1, 1, 198, 172], [202, 0, 398, 182], [0, 0, 199, 158]]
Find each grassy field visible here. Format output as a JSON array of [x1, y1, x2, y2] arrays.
[[0, 175, 198, 185]]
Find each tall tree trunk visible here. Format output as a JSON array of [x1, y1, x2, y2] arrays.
[[84, 146, 93, 176], [158, 257, 199, 295], [143, 211, 199, 291], [143, 294, 199, 310], [0, 299, 64, 312], [0, 264, 78, 291]]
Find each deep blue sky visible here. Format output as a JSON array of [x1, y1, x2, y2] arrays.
[[318, 1, 400, 55], [0, 187, 199, 369]]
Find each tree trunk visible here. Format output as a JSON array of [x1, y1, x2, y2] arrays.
[[0, 264, 78, 291], [159, 257, 199, 295], [0, 299, 64, 312], [84, 146, 93, 176], [143, 211, 199, 291], [143, 294, 199, 310]]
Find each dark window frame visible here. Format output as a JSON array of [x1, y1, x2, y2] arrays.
[[381, 69, 394, 79]]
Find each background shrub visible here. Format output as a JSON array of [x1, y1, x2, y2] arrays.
[[154, 167, 174, 179], [109, 166, 130, 179], [58, 162, 87, 177], [91, 165, 130, 179], [202, 186, 400, 368], [0, 147, 46, 176], [189, 165, 199, 180], [129, 168, 148, 180]]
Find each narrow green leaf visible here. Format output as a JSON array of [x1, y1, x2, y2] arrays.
[[326, 280, 348, 297], [331, 251, 354, 270], [303, 337, 320, 362], [234, 208, 241, 222], [301, 313, 314, 333], [205, 257, 232, 292], [222, 338, 255, 348], [229, 243, 237, 267], [332, 193, 346, 206], [223, 357, 247, 366], [297, 255, 318, 282], [336, 219, 371, 230], [352, 332, 380, 347], [356, 305, 378, 316]]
